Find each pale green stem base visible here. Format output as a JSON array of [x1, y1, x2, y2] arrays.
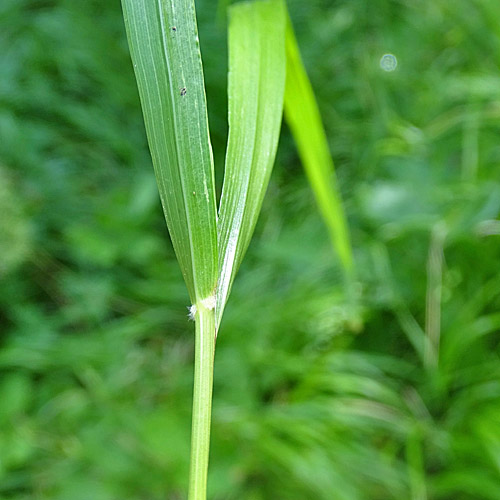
[[188, 302, 216, 500]]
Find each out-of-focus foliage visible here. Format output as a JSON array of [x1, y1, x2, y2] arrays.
[[0, 0, 499, 499], [284, 10, 353, 275]]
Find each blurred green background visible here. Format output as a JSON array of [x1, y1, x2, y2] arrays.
[[1, 0, 500, 498]]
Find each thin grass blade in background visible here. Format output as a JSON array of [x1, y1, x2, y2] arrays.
[[284, 13, 353, 274], [216, 0, 287, 329], [121, 0, 217, 304]]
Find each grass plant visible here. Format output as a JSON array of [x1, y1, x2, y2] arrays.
[[120, 0, 351, 496], [121, 0, 284, 496]]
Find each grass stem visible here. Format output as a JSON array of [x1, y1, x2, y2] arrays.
[[188, 301, 216, 500]]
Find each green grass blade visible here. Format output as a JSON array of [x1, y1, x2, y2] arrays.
[[121, 0, 217, 303], [284, 13, 353, 274], [216, 0, 286, 328]]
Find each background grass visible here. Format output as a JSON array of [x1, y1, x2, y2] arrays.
[[1, 0, 500, 498]]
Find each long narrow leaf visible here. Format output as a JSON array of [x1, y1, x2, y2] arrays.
[[284, 13, 353, 274], [121, 0, 217, 304], [216, 0, 286, 328]]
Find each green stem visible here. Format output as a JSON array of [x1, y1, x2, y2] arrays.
[[188, 301, 216, 500]]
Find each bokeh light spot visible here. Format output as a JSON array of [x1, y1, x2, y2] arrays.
[[380, 53, 398, 72]]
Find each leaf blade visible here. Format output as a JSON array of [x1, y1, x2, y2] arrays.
[[216, 0, 287, 327], [121, 0, 217, 303], [284, 13, 353, 274]]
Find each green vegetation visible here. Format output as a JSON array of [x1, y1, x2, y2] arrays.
[[284, 12, 352, 275], [120, 0, 351, 496], [121, 0, 287, 496], [1, 0, 500, 499]]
